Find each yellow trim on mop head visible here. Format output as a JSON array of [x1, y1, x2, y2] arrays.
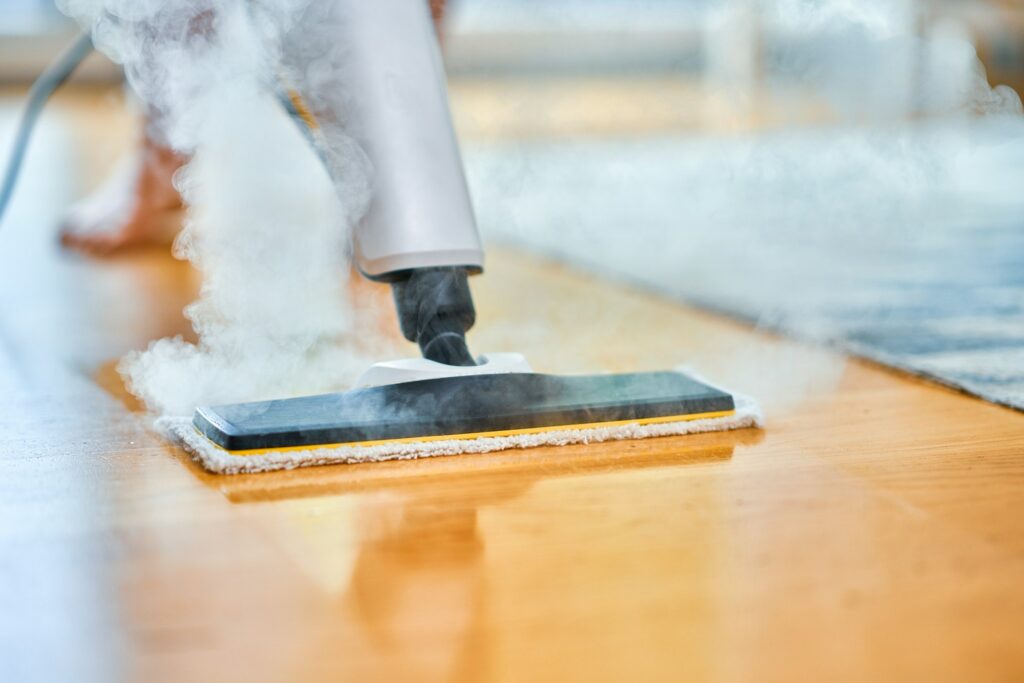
[[200, 409, 737, 457]]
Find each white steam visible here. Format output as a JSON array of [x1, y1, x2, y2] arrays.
[[59, 0, 372, 415], [58, 0, 1024, 418]]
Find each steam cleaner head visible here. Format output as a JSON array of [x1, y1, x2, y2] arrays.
[[194, 371, 734, 452], [172, 369, 760, 476]]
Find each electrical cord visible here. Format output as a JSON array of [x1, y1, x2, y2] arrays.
[[0, 32, 94, 226]]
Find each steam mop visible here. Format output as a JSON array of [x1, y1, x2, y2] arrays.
[[167, 0, 760, 473], [1, 0, 761, 474]]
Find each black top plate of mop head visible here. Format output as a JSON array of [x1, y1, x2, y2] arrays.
[[193, 371, 736, 454]]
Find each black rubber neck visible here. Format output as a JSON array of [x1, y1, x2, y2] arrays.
[[390, 266, 477, 366]]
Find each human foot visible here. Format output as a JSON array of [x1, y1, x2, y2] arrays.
[[60, 135, 186, 255]]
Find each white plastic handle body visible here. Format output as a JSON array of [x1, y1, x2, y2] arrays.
[[338, 0, 484, 279]]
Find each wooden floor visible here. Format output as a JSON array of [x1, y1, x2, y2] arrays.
[[1, 87, 1023, 683]]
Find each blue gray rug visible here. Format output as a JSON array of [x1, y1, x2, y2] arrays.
[[466, 119, 1024, 411]]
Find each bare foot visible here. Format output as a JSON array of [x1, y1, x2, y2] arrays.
[[60, 134, 186, 256]]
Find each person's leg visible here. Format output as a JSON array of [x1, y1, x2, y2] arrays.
[[60, 0, 449, 256]]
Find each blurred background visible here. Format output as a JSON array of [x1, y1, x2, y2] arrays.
[[3, 0, 1024, 117]]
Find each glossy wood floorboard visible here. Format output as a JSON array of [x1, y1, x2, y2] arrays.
[[1, 88, 1022, 683]]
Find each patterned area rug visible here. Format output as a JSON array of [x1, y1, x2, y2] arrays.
[[466, 119, 1024, 411]]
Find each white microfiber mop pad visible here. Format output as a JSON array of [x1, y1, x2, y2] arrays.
[[156, 370, 763, 475]]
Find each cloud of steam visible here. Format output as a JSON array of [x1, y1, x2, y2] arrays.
[[59, 0, 372, 415], [57, 0, 1024, 420]]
